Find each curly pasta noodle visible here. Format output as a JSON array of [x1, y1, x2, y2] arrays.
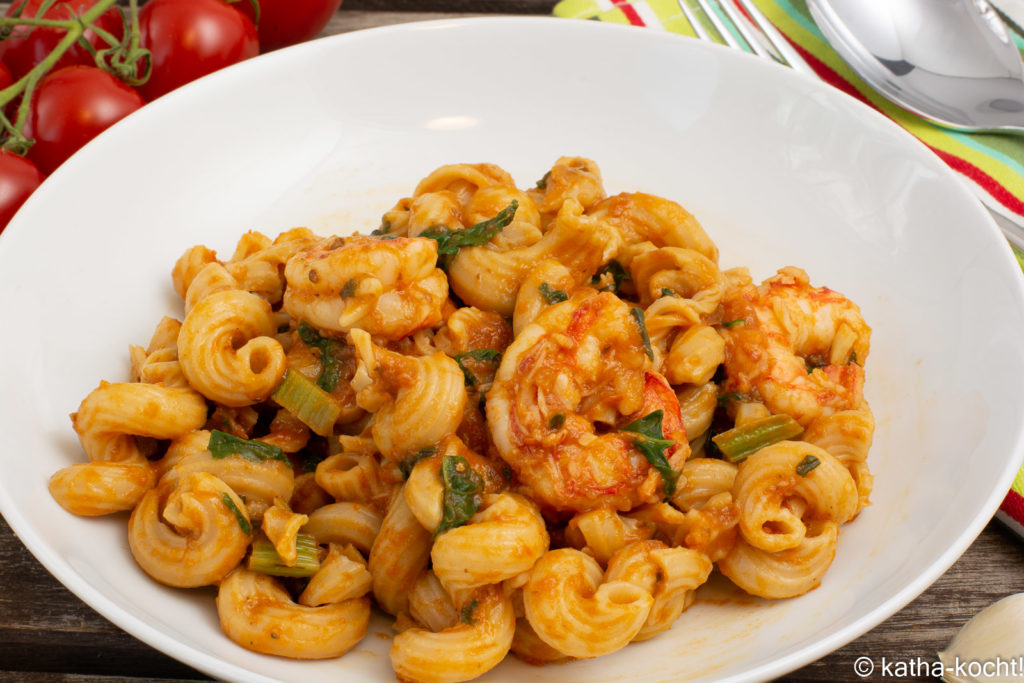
[[53, 157, 875, 676]]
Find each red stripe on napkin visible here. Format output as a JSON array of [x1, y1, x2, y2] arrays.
[[610, 0, 646, 26], [1002, 488, 1024, 523]]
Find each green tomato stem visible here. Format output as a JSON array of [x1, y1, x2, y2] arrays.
[[0, 0, 120, 153]]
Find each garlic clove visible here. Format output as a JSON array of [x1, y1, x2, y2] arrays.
[[938, 592, 1024, 683]]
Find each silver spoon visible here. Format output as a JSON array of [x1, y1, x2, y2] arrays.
[[806, 0, 1024, 133]]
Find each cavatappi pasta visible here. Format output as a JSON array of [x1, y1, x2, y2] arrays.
[[52, 157, 874, 680]]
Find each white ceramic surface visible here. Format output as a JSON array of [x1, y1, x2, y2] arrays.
[[1, 17, 1023, 683]]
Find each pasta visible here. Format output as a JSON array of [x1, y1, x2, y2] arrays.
[[51, 157, 874, 679]]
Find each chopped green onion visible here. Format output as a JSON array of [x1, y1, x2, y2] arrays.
[[420, 200, 518, 258], [796, 455, 821, 477], [248, 533, 320, 577], [721, 319, 745, 328], [660, 288, 676, 298], [297, 322, 346, 392], [460, 599, 479, 624], [716, 392, 746, 406], [630, 307, 654, 361], [548, 413, 565, 430], [711, 414, 804, 463], [536, 171, 551, 190], [208, 430, 288, 464], [370, 219, 391, 236], [621, 410, 679, 497], [436, 455, 484, 537], [399, 446, 437, 480], [272, 370, 341, 437], [538, 282, 569, 305], [221, 493, 251, 535], [453, 349, 502, 386]]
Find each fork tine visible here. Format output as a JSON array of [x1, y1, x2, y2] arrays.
[[711, 0, 775, 60], [690, 0, 748, 51], [677, 1, 714, 42], [733, 0, 817, 76]]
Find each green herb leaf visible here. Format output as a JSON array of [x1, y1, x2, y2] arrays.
[[370, 218, 391, 236], [630, 307, 654, 361], [208, 430, 288, 464], [453, 349, 502, 386], [460, 599, 480, 624], [538, 282, 569, 305], [548, 413, 565, 430], [399, 446, 438, 480], [339, 278, 358, 299], [716, 392, 746, 406], [591, 260, 630, 294], [796, 454, 821, 477], [297, 321, 347, 392], [536, 170, 551, 190], [721, 319, 745, 328], [421, 200, 518, 257], [621, 410, 679, 497], [436, 455, 484, 537], [221, 493, 252, 535], [660, 287, 676, 298]]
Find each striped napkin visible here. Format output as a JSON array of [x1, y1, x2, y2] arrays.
[[553, 0, 1024, 537]]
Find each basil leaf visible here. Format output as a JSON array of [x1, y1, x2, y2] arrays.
[[436, 455, 484, 536], [591, 260, 630, 293], [208, 430, 288, 464], [453, 349, 502, 386], [399, 446, 438, 480], [221, 493, 252, 535], [621, 410, 679, 497], [297, 321, 346, 392], [538, 282, 569, 305], [796, 454, 821, 477], [548, 413, 565, 430], [630, 307, 654, 361], [460, 599, 480, 624], [421, 200, 518, 257]]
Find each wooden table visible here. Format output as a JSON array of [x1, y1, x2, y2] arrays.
[[3, 5, 1024, 682]]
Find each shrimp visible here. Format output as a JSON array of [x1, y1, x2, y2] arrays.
[[282, 235, 447, 341], [719, 266, 871, 426], [486, 290, 689, 513]]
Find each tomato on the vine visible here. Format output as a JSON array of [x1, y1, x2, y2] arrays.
[[137, 0, 259, 101], [236, 0, 343, 52], [24, 66, 144, 175], [0, 0, 124, 81], [0, 149, 43, 233]]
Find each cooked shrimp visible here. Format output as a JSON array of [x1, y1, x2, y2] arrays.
[[719, 266, 871, 426], [283, 235, 447, 341], [486, 290, 688, 512]]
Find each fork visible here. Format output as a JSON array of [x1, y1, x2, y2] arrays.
[[676, 0, 1024, 246], [677, 0, 814, 75]]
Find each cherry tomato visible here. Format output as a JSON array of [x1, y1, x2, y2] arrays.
[[0, 0, 124, 81], [24, 66, 144, 175], [0, 149, 43, 233], [0, 62, 12, 91], [137, 0, 259, 101], [236, 0, 343, 52]]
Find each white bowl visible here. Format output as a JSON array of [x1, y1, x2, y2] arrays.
[[1, 16, 1023, 683]]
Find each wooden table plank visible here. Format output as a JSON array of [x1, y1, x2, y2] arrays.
[[1, 4, 1022, 683]]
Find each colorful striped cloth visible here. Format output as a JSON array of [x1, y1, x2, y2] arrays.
[[552, 0, 1024, 538]]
